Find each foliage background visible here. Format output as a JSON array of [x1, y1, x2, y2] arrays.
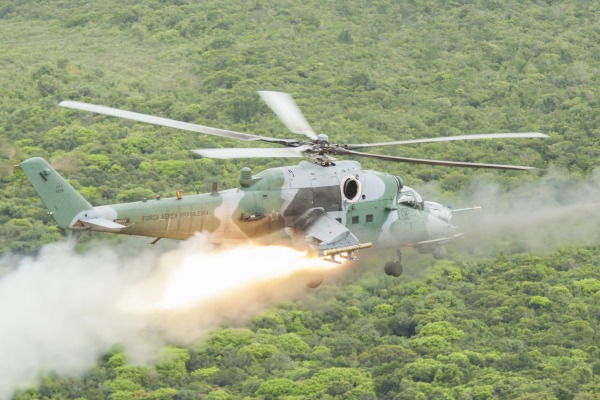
[[1, 0, 600, 398]]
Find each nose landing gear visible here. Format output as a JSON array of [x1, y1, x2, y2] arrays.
[[432, 246, 447, 260], [384, 250, 404, 277]]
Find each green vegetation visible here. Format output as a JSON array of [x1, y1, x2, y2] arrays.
[[1, 0, 600, 398]]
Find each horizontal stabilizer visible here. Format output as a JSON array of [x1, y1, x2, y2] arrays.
[[79, 218, 126, 232]]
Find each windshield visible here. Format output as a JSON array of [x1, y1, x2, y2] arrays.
[[398, 186, 424, 209]]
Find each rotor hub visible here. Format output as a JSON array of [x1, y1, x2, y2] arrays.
[[317, 134, 329, 143]]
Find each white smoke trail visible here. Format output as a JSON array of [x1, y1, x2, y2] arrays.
[[0, 234, 335, 398], [0, 242, 151, 398], [434, 167, 600, 256]]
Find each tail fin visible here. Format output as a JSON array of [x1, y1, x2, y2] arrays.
[[20, 157, 92, 229]]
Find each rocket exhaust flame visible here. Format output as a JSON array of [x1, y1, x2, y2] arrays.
[[0, 234, 343, 398], [126, 239, 338, 311]]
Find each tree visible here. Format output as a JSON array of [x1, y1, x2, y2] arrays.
[[255, 378, 296, 398]]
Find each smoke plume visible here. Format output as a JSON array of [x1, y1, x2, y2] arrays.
[[0, 235, 333, 398], [434, 167, 600, 257]]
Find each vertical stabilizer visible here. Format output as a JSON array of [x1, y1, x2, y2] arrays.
[[20, 157, 92, 229]]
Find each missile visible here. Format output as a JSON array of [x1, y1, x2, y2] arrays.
[[319, 242, 373, 258]]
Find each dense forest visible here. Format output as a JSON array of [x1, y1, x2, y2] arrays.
[[1, 0, 600, 398]]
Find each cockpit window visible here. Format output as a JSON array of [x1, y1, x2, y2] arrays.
[[398, 192, 416, 207], [398, 187, 424, 209]]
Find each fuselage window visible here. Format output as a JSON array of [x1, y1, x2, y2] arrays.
[[366, 214, 374, 223], [352, 215, 359, 224]]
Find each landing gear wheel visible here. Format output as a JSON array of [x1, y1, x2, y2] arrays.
[[432, 246, 447, 260], [394, 262, 403, 277], [384, 261, 395, 276], [384, 261, 403, 277], [384, 250, 404, 277], [305, 271, 324, 288]]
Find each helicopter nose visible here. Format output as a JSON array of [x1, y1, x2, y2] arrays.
[[426, 201, 453, 223]]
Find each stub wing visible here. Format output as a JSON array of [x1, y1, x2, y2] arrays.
[[289, 208, 372, 257]]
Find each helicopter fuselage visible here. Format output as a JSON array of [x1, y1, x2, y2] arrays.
[[61, 160, 457, 257]]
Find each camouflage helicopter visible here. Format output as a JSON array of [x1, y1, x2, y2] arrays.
[[20, 91, 547, 285]]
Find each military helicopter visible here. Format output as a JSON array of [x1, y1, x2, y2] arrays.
[[20, 91, 547, 286]]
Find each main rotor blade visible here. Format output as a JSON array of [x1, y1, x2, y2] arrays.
[[192, 145, 311, 159], [347, 132, 548, 149], [257, 91, 318, 140], [60, 101, 295, 145], [335, 148, 539, 170]]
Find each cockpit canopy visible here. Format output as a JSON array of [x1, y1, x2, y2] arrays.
[[398, 186, 424, 209]]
